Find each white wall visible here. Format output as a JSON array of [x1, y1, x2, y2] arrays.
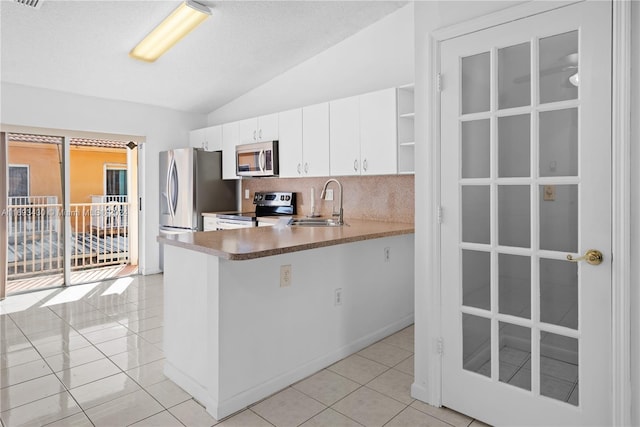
[[207, 3, 414, 125], [630, 2, 639, 425], [415, 1, 639, 424], [0, 82, 206, 274]]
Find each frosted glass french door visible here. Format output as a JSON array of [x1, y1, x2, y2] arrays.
[[440, 2, 612, 425]]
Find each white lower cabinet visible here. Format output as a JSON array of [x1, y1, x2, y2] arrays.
[[203, 216, 217, 231]]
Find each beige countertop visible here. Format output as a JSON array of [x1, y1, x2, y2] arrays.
[[158, 218, 414, 260]]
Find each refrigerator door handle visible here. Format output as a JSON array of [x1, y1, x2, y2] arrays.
[[168, 155, 179, 218]]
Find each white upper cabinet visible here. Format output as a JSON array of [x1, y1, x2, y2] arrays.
[[222, 121, 240, 180], [329, 95, 361, 176], [330, 88, 398, 176], [302, 103, 330, 177], [359, 88, 397, 175], [278, 108, 304, 178], [189, 125, 223, 151], [238, 113, 279, 144]]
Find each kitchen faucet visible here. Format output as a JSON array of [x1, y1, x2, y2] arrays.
[[320, 178, 343, 225]]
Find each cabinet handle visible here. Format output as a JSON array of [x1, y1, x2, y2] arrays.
[[304, 163, 309, 174], [354, 159, 358, 171], [204, 141, 208, 150], [253, 130, 257, 140], [259, 129, 262, 140], [363, 159, 368, 172], [297, 163, 302, 174]]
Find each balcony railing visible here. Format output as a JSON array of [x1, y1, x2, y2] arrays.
[[6, 196, 130, 279]]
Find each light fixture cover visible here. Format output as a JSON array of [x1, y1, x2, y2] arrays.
[[130, 0, 211, 63]]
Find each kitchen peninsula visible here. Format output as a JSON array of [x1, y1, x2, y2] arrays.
[[158, 220, 415, 419]]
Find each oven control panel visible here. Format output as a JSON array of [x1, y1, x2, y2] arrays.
[[253, 192, 295, 207], [253, 192, 296, 216]]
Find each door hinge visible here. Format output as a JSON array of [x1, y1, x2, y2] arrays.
[[437, 337, 444, 355], [436, 206, 443, 224], [436, 73, 442, 92]]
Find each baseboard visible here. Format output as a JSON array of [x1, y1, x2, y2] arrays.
[[210, 314, 414, 419], [164, 360, 216, 412]]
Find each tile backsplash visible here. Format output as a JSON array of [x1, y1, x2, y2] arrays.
[[241, 175, 414, 224]]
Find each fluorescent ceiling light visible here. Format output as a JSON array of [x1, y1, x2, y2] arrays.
[[130, 0, 211, 63]]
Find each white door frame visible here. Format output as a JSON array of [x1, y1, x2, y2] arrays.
[[412, 1, 632, 424]]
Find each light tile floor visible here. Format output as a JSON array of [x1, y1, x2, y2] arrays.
[[0, 274, 485, 427]]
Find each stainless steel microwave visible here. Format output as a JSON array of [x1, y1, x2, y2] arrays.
[[236, 140, 279, 177]]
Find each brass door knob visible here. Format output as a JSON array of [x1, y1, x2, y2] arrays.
[[566, 249, 603, 265]]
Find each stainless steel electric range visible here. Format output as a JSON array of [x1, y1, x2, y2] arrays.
[[215, 191, 296, 230]]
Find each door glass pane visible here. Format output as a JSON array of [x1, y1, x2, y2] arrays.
[[7, 137, 64, 293], [498, 114, 530, 177], [463, 313, 491, 377], [498, 185, 531, 248], [462, 52, 490, 114], [539, 185, 578, 252], [462, 186, 490, 244], [540, 258, 578, 329], [463, 250, 490, 310], [499, 322, 531, 390], [540, 332, 578, 405], [498, 42, 531, 109], [462, 120, 490, 178], [540, 31, 579, 104], [540, 108, 578, 177], [499, 254, 531, 319]]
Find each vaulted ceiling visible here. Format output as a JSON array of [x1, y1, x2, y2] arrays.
[[1, 0, 407, 114]]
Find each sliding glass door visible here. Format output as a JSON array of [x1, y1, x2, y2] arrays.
[[1, 131, 138, 297]]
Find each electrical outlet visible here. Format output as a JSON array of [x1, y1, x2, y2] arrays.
[[543, 185, 556, 201], [244, 189, 250, 199], [384, 247, 391, 262], [324, 189, 334, 201], [334, 288, 343, 305], [280, 265, 292, 287]]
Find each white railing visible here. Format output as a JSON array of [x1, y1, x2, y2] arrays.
[[5, 196, 130, 279]]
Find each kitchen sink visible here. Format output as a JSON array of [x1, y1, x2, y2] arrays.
[[288, 218, 344, 227]]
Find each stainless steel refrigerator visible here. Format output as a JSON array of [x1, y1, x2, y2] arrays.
[[159, 148, 237, 270]]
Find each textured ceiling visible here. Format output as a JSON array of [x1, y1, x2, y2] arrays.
[[1, 0, 407, 114]]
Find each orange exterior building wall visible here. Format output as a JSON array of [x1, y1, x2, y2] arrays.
[[70, 146, 127, 203], [8, 142, 126, 204]]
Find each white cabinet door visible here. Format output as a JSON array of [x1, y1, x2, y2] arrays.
[[360, 88, 397, 175], [302, 103, 330, 177], [238, 114, 279, 144], [189, 128, 207, 150], [205, 125, 223, 151], [278, 108, 303, 178], [330, 96, 360, 176], [257, 113, 279, 142], [190, 126, 223, 151], [222, 121, 240, 180], [238, 118, 259, 144]]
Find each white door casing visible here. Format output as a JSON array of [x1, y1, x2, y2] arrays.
[[439, 2, 611, 425]]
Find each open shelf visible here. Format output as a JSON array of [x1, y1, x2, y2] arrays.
[[397, 84, 415, 174]]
